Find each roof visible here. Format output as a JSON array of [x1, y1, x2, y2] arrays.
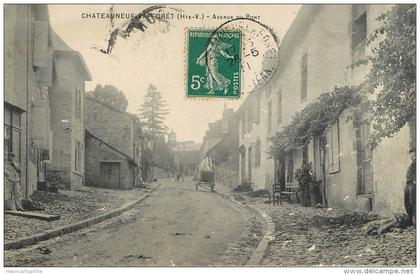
[[84, 95, 136, 119], [200, 136, 223, 159], [276, 5, 321, 75], [85, 130, 137, 166], [50, 29, 92, 81], [237, 91, 258, 114], [173, 141, 201, 152], [84, 95, 143, 137]]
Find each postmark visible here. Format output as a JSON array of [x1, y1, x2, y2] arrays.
[[186, 29, 242, 98], [211, 18, 279, 93]]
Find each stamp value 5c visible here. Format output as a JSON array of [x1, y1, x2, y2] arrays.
[[186, 29, 242, 98]]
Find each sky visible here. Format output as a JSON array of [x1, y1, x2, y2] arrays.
[[48, 4, 300, 143]]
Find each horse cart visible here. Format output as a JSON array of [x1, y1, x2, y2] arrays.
[[195, 156, 215, 192]]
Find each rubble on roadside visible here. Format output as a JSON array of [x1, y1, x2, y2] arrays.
[[252, 199, 416, 266], [5, 186, 150, 242], [214, 184, 416, 267]]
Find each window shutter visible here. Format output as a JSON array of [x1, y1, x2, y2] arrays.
[[33, 21, 49, 67], [327, 120, 340, 173], [332, 122, 340, 172]]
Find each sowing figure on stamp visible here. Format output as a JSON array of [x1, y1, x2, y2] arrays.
[[5, 152, 24, 211], [196, 36, 234, 95]]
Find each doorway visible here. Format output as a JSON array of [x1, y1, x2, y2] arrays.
[[100, 162, 121, 189], [356, 122, 373, 195]]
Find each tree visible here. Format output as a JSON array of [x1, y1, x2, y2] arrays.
[[138, 84, 170, 177], [87, 84, 128, 111], [152, 136, 175, 172], [138, 84, 170, 139], [360, 5, 416, 147]]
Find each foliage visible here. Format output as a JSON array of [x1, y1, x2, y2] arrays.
[[358, 5, 416, 146], [138, 84, 171, 173], [87, 84, 128, 111], [138, 84, 170, 139], [151, 136, 175, 172], [269, 86, 362, 159]]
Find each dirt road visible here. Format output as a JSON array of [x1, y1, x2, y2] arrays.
[[5, 178, 260, 267]]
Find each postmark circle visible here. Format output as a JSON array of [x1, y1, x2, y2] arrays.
[[207, 18, 279, 94]]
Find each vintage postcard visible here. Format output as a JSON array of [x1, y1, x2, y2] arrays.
[[2, 3, 417, 272]]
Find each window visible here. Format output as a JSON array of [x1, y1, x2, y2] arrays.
[[75, 88, 82, 120], [75, 140, 81, 172], [352, 5, 367, 50], [255, 139, 261, 167], [267, 100, 272, 134], [301, 54, 308, 101], [277, 89, 282, 124], [328, 120, 340, 173], [4, 104, 22, 163], [287, 156, 294, 183]]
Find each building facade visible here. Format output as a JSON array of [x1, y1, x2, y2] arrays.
[[238, 4, 413, 216], [200, 108, 239, 187], [47, 31, 91, 189], [5, 5, 52, 199], [169, 130, 201, 177], [5, 5, 91, 200], [84, 96, 143, 189]]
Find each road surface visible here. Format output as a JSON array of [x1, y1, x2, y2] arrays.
[[5, 178, 261, 267]]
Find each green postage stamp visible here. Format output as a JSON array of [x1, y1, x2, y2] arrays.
[[186, 29, 242, 98]]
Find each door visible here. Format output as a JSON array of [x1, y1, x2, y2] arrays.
[[100, 162, 121, 189], [356, 123, 373, 194], [275, 154, 286, 191]]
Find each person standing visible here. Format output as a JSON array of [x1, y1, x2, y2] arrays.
[[5, 152, 23, 211], [404, 148, 416, 226]]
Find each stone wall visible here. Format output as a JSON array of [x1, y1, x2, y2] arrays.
[[85, 134, 135, 189], [84, 97, 135, 158], [48, 56, 86, 189], [4, 5, 53, 197]]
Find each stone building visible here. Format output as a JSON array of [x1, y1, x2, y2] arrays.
[[237, 4, 413, 216], [200, 108, 239, 187], [84, 96, 143, 189], [237, 89, 271, 189], [4, 5, 90, 199], [169, 130, 201, 177], [47, 30, 91, 189], [5, 5, 52, 199]]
